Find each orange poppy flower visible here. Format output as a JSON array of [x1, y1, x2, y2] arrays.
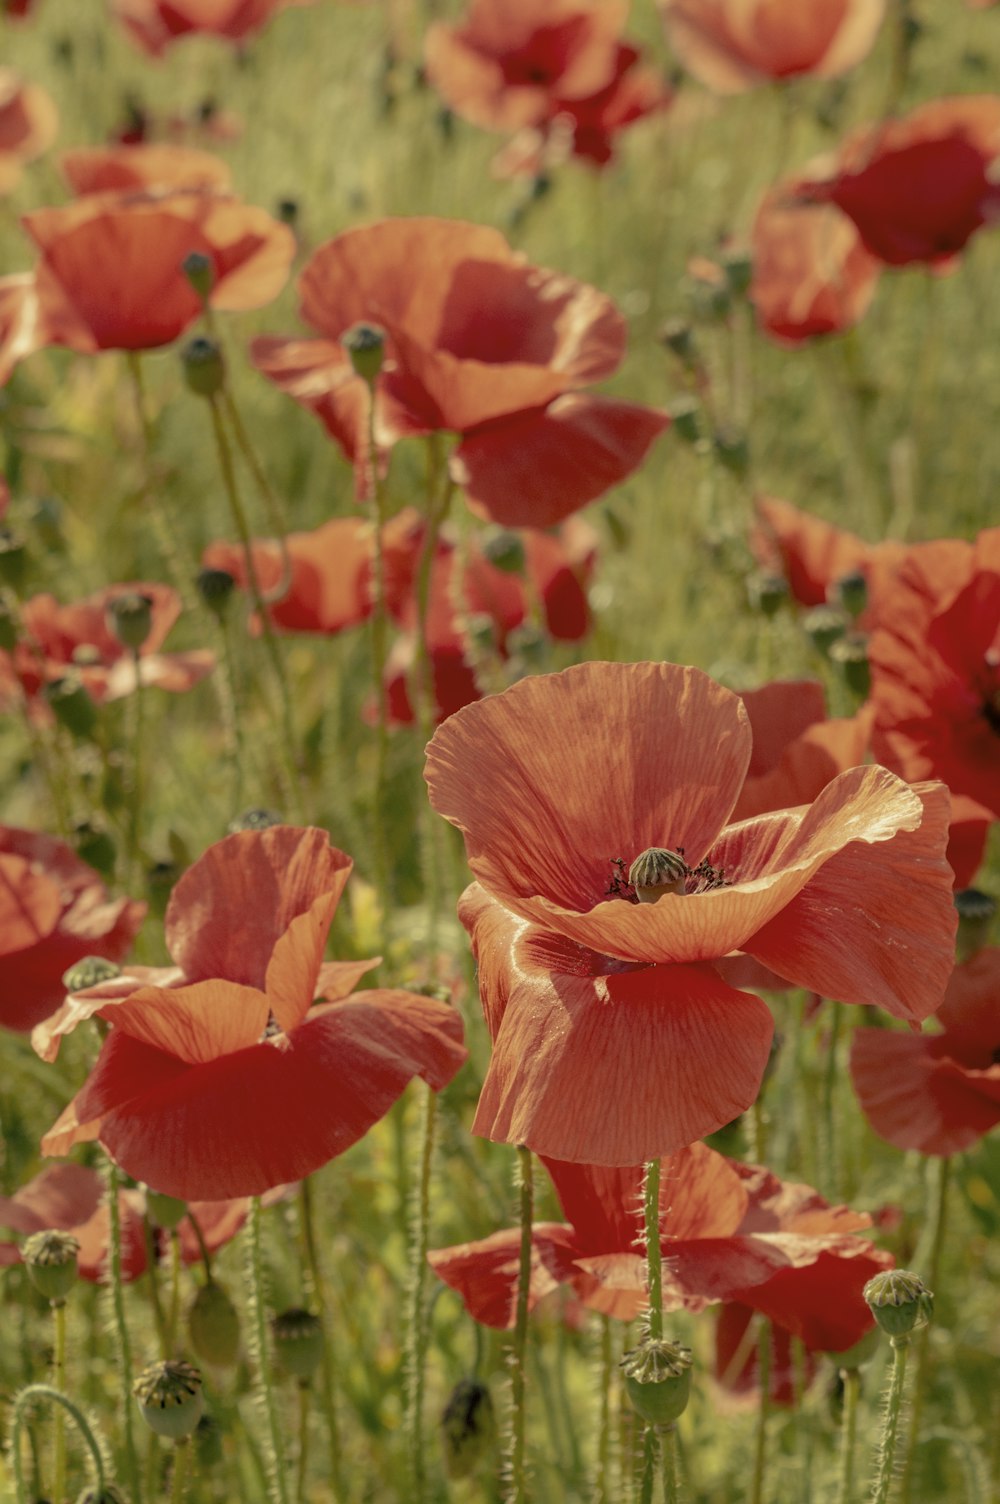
[[868, 527, 1000, 818], [660, 0, 886, 93], [795, 96, 1000, 267], [851, 949, 1000, 1155], [425, 661, 956, 1163], [253, 217, 667, 527], [42, 826, 467, 1199], [23, 188, 294, 353], [0, 826, 145, 1034], [732, 680, 873, 823], [5, 581, 213, 705], [750, 184, 880, 345], [61, 142, 232, 196], [430, 1142, 890, 1355], [113, 0, 309, 56], [0, 69, 58, 195]]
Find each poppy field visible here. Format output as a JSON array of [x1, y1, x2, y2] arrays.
[[2, 0, 1000, 1501]]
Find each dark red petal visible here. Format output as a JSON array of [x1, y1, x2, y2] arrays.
[[428, 1224, 579, 1328]]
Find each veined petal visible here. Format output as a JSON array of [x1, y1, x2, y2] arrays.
[[850, 1029, 1000, 1154], [428, 1224, 579, 1329], [98, 980, 270, 1064]]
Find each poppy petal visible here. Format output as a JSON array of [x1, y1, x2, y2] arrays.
[[850, 1029, 1000, 1155], [103, 980, 271, 1063], [428, 1224, 580, 1329]]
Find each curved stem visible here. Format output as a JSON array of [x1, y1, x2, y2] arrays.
[[406, 1084, 438, 1503], [507, 1145, 534, 1504], [10, 1384, 107, 1504], [51, 1301, 67, 1504], [244, 1196, 290, 1504], [106, 1158, 141, 1504], [837, 1367, 861, 1504], [871, 1337, 910, 1504], [167, 1231, 182, 1353]]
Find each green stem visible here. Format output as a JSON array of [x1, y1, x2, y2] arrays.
[[52, 1301, 67, 1504], [661, 1425, 680, 1504], [126, 646, 144, 892], [143, 1216, 169, 1358], [244, 1196, 290, 1504], [821, 1000, 842, 1198], [126, 354, 196, 612], [10, 1384, 107, 1504], [170, 1437, 190, 1504], [406, 1084, 438, 1503], [221, 388, 292, 586], [638, 1425, 656, 1504], [837, 1367, 861, 1504], [644, 1159, 663, 1341], [871, 1338, 910, 1504], [750, 1321, 770, 1504], [900, 1157, 950, 1504], [106, 1159, 141, 1504], [364, 382, 392, 954], [185, 1207, 213, 1282], [507, 1145, 534, 1504], [167, 1232, 182, 1353], [298, 1178, 344, 1504], [295, 1384, 310, 1504], [596, 1315, 614, 1504]]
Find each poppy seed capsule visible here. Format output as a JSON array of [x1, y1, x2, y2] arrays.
[[481, 528, 525, 575], [341, 322, 386, 385], [106, 591, 154, 653], [803, 605, 846, 655], [628, 847, 687, 903], [863, 1270, 934, 1338], [668, 396, 701, 445], [227, 808, 282, 834], [145, 1190, 187, 1231], [188, 1281, 241, 1369], [955, 887, 997, 960], [196, 567, 236, 619], [658, 318, 696, 364], [748, 573, 788, 618], [271, 1308, 324, 1380], [722, 248, 753, 299], [440, 1377, 496, 1481], [62, 955, 122, 993], [830, 632, 870, 699], [620, 1337, 693, 1425], [21, 1230, 79, 1302], [835, 570, 868, 620], [133, 1359, 205, 1440], [181, 251, 215, 301], [181, 337, 225, 398]]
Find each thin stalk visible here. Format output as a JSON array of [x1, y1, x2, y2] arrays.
[[820, 1000, 842, 1198], [126, 354, 196, 611], [52, 1301, 67, 1504], [595, 1315, 614, 1504], [170, 1438, 190, 1504], [295, 1384, 310, 1504], [184, 1208, 213, 1282], [298, 1178, 344, 1504], [125, 647, 144, 890], [244, 1196, 290, 1504], [900, 1157, 950, 1504], [870, 1337, 910, 1504], [638, 1425, 656, 1504], [837, 1367, 861, 1504], [363, 383, 392, 953], [214, 611, 246, 811], [10, 1384, 107, 1504], [105, 1159, 141, 1504], [661, 1425, 680, 1504], [221, 389, 292, 589], [143, 1216, 169, 1358], [643, 1159, 663, 1340], [507, 1145, 534, 1504], [167, 1232, 182, 1353], [750, 1321, 771, 1504], [406, 1084, 439, 1503]]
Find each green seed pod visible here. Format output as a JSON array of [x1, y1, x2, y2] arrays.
[[863, 1270, 934, 1339], [621, 1337, 693, 1425], [830, 631, 870, 699], [145, 1190, 187, 1232], [181, 336, 226, 398], [72, 820, 117, 878], [134, 1359, 205, 1440], [480, 528, 525, 575], [341, 322, 386, 385], [196, 567, 236, 619], [194, 1412, 224, 1470], [271, 1308, 324, 1381], [181, 251, 215, 302], [188, 1281, 241, 1369], [721, 248, 753, 299], [44, 675, 98, 740], [748, 572, 788, 618], [955, 887, 997, 960], [106, 592, 154, 653], [227, 808, 282, 834], [440, 1378, 496, 1481], [62, 956, 122, 993], [713, 427, 750, 479], [21, 1229, 80, 1302], [658, 318, 696, 364], [835, 570, 868, 620], [803, 605, 846, 655], [628, 847, 687, 904], [668, 396, 701, 446]]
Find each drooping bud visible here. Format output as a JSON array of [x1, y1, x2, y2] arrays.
[[480, 528, 525, 575], [628, 848, 687, 904], [658, 318, 696, 365], [271, 1308, 324, 1381], [188, 1281, 241, 1369], [44, 675, 98, 740], [227, 808, 282, 834], [181, 251, 215, 302], [196, 567, 236, 620], [21, 1229, 79, 1302], [835, 570, 868, 620], [830, 632, 870, 699], [62, 956, 122, 993], [341, 323, 385, 386], [747, 572, 788, 618], [713, 427, 750, 479], [133, 1359, 205, 1440], [145, 1190, 187, 1231], [721, 247, 753, 299], [620, 1337, 693, 1425], [181, 336, 225, 398], [668, 396, 701, 446], [440, 1377, 496, 1481], [803, 605, 846, 655], [106, 592, 153, 654], [863, 1270, 934, 1339], [955, 887, 997, 960]]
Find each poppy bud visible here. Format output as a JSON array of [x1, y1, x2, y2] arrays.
[[272, 1308, 324, 1381], [955, 887, 997, 959], [145, 1190, 187, 1231], [182, 251, 215, 302], [196, 567, 236, 619], [835, 571, 868, 620], [748, 573, 788, 618], [480, 528, 525, 575], [227, 808, 282, 834], [44, 676, 98, 740], [620, 1337, 693, 1425], [72, 819, 116, 877], [713, 428, 749, 479], [721, 248, 753, 299], [803, 605, 846, 655], [507, 623, 546, 668], [276, 199, 299, 228], [668, 396, 702, 445], [863, 1270, 933, 1339], [341, 323, 385, 385], [181, 337, 226, 398], [465, 613, 496, 655], [74, 1487, 128, 1504], [194, 1413, 224, 1470], [21, 1230, 79, 1302], [830, 632, 870, 699], [440, 1378, 496, 1481], [658, 318, 696, 365], [628, 847, 687, 903], [0, 527, 27, 591], [106, 592, 154, 653], [62, 956, 122, 992], [134, 1359, 205, 1440], [188, 1281, 241, 1369], [0, 600, 16, 652]]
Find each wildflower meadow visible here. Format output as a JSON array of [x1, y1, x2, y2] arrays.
[[0, 1, 999, 1501]]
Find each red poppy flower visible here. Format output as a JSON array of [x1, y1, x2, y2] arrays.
[[751, 495, 907, 614], [113, 0, 310, 56], [851, 948, 1000, 1156], [868, 527, 1000, 818], [750, 185, 880, 345], [4, 581, 213, 706], [61, 143, 232, 196], [23, 188, 294, 353], [0, 70, 58, 195], [660, 0, 886, 93], [732, 680, 873, 824], [425, 662, 956, 1164], [0, 826, 145, 1034], [795, 96, 1000, 267], [714, 1303, 815, 1407], [252, 217, 667, 527], [0, 271, 47, 386], [430, 1142, 890, 1356], [0, 1164, 148, 1281], [41, 826, 467, 1199]]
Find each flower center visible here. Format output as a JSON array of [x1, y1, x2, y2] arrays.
[[606, 848, 730, 904]]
